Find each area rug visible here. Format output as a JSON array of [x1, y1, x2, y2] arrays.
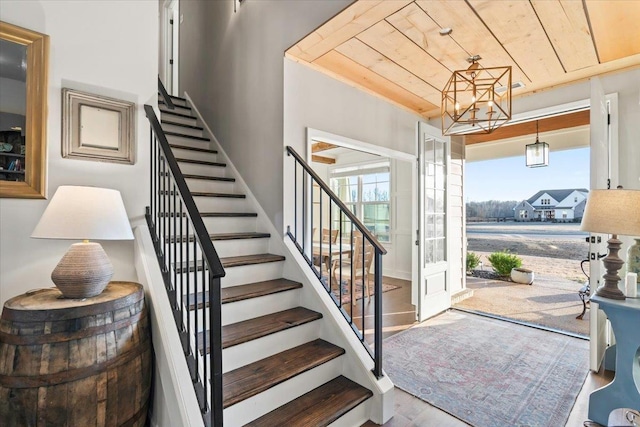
[[384, 310, 589, 427], [320, 276, 399, 305]]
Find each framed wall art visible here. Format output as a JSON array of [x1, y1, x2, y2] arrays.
[[62, 88, 135, 165]]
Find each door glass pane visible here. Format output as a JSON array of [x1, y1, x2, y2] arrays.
[[422, 137, 446, 265]]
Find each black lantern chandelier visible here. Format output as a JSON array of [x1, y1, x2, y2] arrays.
[[525, 120, 549, 167], [441, 55, 512, 136]]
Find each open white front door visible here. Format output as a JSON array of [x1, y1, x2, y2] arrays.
[[589, 77, 619, 371], [414, 122, 451, 322]]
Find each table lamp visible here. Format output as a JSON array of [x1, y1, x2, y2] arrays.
[[580, 188, 640, 299], [31, 185, 134, 298]]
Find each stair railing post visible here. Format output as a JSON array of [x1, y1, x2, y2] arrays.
[[373, 248, 383, 378]]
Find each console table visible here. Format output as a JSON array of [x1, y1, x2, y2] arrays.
[[588, 294, 640, 425]]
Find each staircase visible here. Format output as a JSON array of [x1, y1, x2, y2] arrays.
[[154, 94, 373, 426]]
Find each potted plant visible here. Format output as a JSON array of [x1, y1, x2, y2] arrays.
[[511, 267, 534, 285]]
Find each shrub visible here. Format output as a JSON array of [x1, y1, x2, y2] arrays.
[[488, 250, 522, 276], [466, 252, 481, 272]]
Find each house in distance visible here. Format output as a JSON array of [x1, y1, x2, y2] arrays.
[[513, 189, 589, 222]]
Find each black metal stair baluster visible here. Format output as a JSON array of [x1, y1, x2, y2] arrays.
[[202, 256, 208, 412], [172, 182, 177, 296], [209, 275, 223, 427], [179, 201, 184, 331], [193, 235, 199, 384], [185, 218, 191, 354], [373, 248, 383, 378], [294, 160, 297, 242]]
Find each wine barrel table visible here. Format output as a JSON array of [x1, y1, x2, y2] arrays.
[[0, 281, 151, 427]]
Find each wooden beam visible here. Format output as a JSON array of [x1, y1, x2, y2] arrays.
[[312, 142, 338, 153], [312, 155, 336, 164], [465, 110, 590, 145]]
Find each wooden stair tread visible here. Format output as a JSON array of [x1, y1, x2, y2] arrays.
[[192, 191, 245, 199], [182, 174, 234, 182], [223, 278, 302, 304], [244, 376, 373, 427], [175, 158, 226, 167], [210, 232, 270, 240], [160, 100, 192, 110], [223, 339, 344, 408], [200, 212, 257, 217], [186, 278, 302, 310], [175, 254, 285, 273], [222, 253, 285, 268], [169, 144, 217, 154], [159, 109, 195, 119], [161, 119, 203, 130], [159, 191, 243, 198], [158, 93, 187, 102], [197, 307, 322, 351], [168, 232, 269, 244], [165, 131, 209, 141]]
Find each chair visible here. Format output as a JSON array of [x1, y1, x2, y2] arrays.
[[314, 228, 338, 270], [333, 235, 375, 305]]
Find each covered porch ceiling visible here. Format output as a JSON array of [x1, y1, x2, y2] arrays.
[[286, 0, 640, 139]]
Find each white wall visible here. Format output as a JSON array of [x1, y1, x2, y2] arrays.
[[0, 1, 157, 306], [178, 0, 351, 230]]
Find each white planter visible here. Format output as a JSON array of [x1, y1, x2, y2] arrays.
[[511, 268, 534, 285]]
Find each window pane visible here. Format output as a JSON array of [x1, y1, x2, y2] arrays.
[[425, 214, 435, 238], [436, 214, 445, 238], [435, 141, 445, 165], [435, 190, 445, 213]]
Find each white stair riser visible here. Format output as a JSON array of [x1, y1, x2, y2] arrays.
[[166, 106, 192, 115], [212, 238, 269, 258], [222, 321, 320, 373], [171, 147, 218, 163], [202, 217, 257, 233], [221, 262, 284, 288], [223, 357, 343, 426], [166, 134, 209, 146], [185, 178, 236, 194], [159, 238, 265, 259], [160, 113, 197, 126], [169, 97, 189, 107], [221, 288, 300, 325], [164, 137, 213, 151], [328, 399, 371, 427], [193, 196, 249, 212], [169, 260, 285, 294], [161, 123, 203, 137], [177, 162, 228, 177]]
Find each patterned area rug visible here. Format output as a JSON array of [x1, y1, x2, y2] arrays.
[[384, 311, 589, 427]]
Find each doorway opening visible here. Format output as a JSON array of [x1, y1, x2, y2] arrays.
[[306, 128, 417, 341], [457, 105, 592, 338], [159, 0, 179, 95]]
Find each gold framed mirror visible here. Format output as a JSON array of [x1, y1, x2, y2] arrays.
[[0, 21, 49, 199]]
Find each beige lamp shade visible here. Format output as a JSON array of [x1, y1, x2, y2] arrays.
[[31, 186, 133, 298], [580, 189, 640, 236]]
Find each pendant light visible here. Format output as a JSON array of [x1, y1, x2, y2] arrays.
[[525, 120, 549, 167]]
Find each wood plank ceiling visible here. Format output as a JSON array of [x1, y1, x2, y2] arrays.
[[286, 0, 640, 124]]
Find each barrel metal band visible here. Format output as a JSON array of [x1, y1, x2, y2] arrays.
[[0, 336, 151, 388], [0, 311, 146, 346]]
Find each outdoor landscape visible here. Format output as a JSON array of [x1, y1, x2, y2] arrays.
[[457, 199, 591, 337]]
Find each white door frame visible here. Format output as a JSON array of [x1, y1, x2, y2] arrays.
[[160, 0, 179, 95], [305, 127, 416, 305]]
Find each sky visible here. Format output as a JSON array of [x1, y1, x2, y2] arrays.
[[465, 147, 590, 202]]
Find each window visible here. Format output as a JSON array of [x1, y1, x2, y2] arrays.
[[330, 161, 390, 243], [519, 210, 528, 219], [574, 196, 578, 202]]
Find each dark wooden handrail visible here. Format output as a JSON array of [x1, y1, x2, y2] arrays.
[[157, 76, 175, 110], [286, 146, 387, 255], [144, 105, 226, 279]]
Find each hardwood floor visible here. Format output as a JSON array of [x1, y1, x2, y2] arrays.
[[358, 278, 613, 427]]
